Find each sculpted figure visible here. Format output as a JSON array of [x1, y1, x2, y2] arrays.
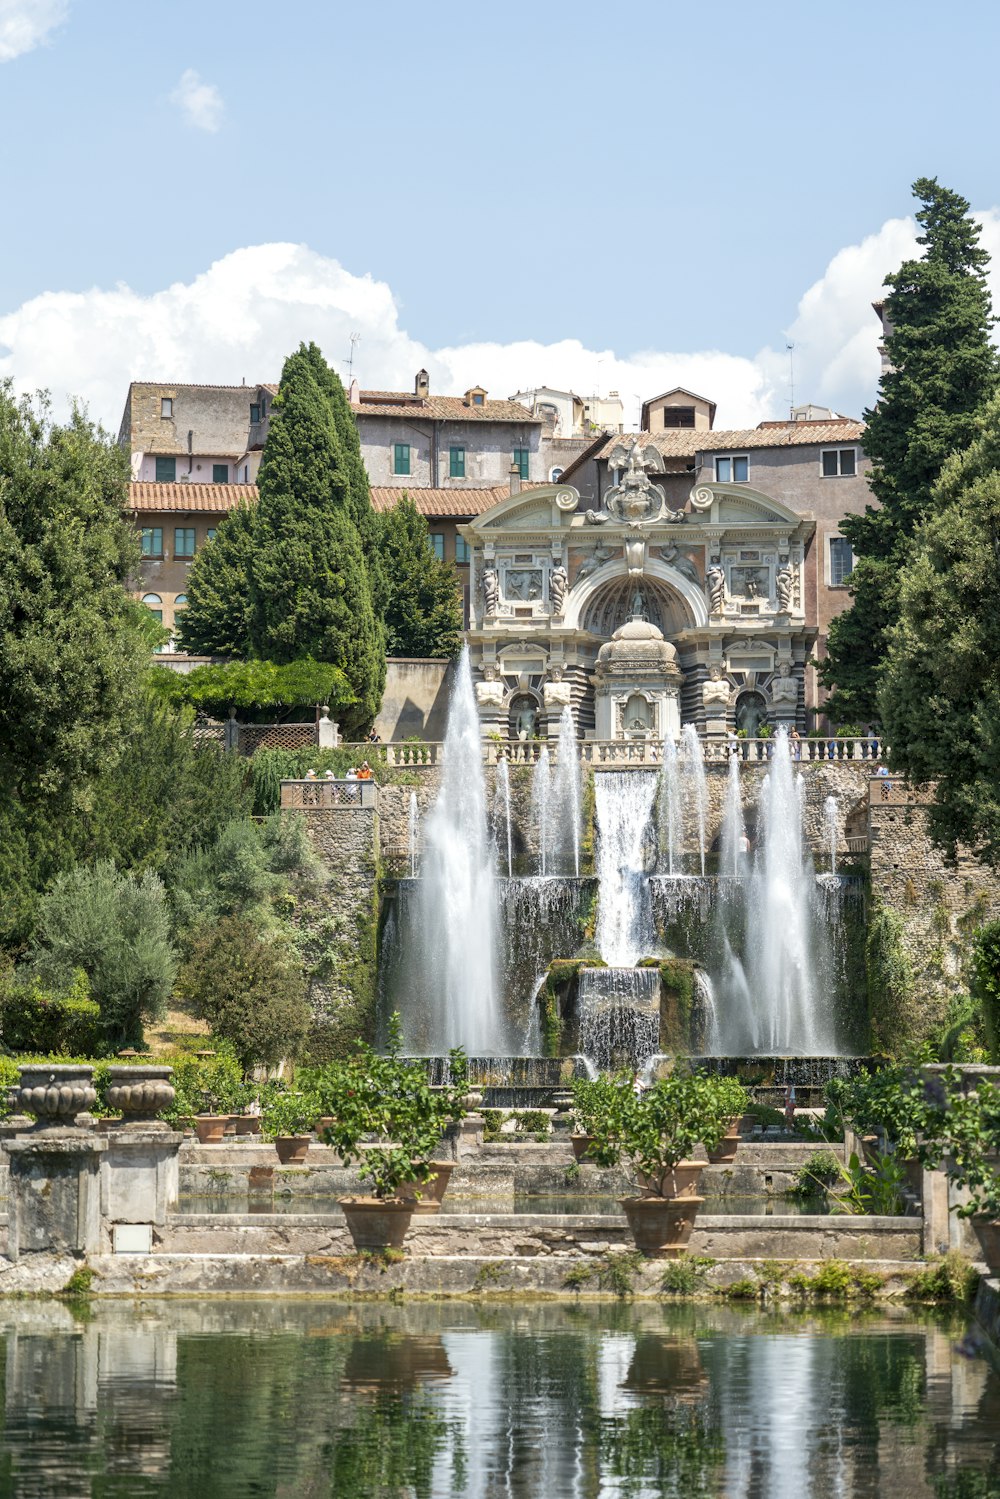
[[706, 564, 726, 614], [776, 562, 795, 613], [549, 562, 568, 615], [702, 663, 731, 706], [482, 566, 499, 617], [515, 702, 537, 740], [771, 661, 799, 704]]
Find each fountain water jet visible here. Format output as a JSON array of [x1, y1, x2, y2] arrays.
[[720, 753, 747, 881], [552, 707, 582, 877], [407, 792, 419, 878], [492, 759, 513, 878], [594, 772, 659, 966], [531, 748, 551, 877], [658, 738, 680, 875], [681, 724, 708, 875], [824, 796, 838, 875]]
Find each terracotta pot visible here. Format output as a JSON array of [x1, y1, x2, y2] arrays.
[[194, 1114, 229, 1145], [972, 1217, 1000, 1275], [708, 1126, 741, 1164], [398, 1161, 454, 1215], [231, 1115, 262, 1137], [571, 1133, 597, 1162], [620, 1194, 704, 1257], [274, 1135, 311, 1166], [314, 1116, 336, 1139], [340, 1197, 415, 1251], [636, 1161, 704, 1198]]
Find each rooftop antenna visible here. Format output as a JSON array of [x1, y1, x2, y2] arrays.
[[347, 332, 361, 383], [786, 342, 795, 418]]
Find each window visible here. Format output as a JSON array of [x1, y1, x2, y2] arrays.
[[393, 442, 411, 476], [207, 528, 217, 543], [212, 463, 229, 484], [449, 446, 465, 478], [549, 467, 564, 483], [429, 532, 445, 561], [173, 593, 188, 609], [140, 527, 163, 558], [830, 536, 855, 586], [821, 448, 857, 478], [160, 398, 173, 419], [174, 527, 196, 559], [663, 406, 695, 428], [472, 392, 485, 406], [249, 403, 261, 424], [513, 448, 530, 480], [455, 536, 471, 564], [155, 456, 176, 483], [141, 592, 163, 622], [715, 455, 749, 483]]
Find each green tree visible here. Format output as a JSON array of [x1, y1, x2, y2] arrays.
[[176, 501, 256, 656], [177, 914, 309, 1069], [821, 177, 999, 723], [880, 395, 1000, 863], [28, 862, 177, 1050], [971, 920, 1000, 1061], [249, 347, 382, 735], [378, 495, 463, 657]]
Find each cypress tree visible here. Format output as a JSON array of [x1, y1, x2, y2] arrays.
[[821, 177, 999, 723], [378, 495, 464, 658], [176, 501, 256, 656], [248, 348, 382, 734]]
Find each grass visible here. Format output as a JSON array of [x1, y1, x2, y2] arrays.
[[904, 1252, 978, 1304], [660, 1255, 715, 1295]]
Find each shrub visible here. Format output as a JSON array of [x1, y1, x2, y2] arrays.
[[177, 915, 310, 1070], [0, 969, 103, 1055], [790, 1149, 844, 1197], [28, 861, 176, 1050], [261, 1087, 320, 1140], [163, 1044, 247, 1119], [970, 920, 1000, 1061]]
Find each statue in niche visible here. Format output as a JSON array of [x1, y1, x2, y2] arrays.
[[706, 564, 726, 614], [770, 661, 799, 704], [549, 562, 568, 615], [513, 698, 538, 740], [735, 691, 767, 739], [630, 585, 648, 621], [776, 562, 795, 613], [544, 664, 571, 711], [482, 566, 499, 617], [703, 663, 731, 706]]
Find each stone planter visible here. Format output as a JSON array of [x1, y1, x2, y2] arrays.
[[971, 1217, 1000, 1275], [708, 1120, 742, 1164], [105, 1066, 175, 1128], [340, 1197, 415, 1251], [571, 1133, 597, 1162], [636, 1161, 704, 1198], [194, 1114, 229, 1145], [620, 1194, 704, 1257], [17, 1065, 97, 1128], [274, 1135, 311, 1166], [398, 1161, 454, 1215], [231, 1115, 262, 1137]]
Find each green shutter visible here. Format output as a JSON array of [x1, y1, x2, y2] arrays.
[[394, 443, 410, 475], [212, 463, 228, 483], [155, 456, 176, 482], [450, 446, 465, 478]]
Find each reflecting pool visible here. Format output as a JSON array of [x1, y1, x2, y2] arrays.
[[0, 1299, 996, 1497]]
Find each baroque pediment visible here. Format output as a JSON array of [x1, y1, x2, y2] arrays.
[[485, 505, 556, 529]]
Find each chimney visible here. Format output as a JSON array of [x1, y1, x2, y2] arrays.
[[509, 461, 521, 496], [415, 369, 429, 398], [348, 378, 360, 407]]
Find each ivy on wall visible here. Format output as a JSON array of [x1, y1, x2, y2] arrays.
[[865, 895, 913, 1053]]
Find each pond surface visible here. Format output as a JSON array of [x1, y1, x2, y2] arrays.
[[0, 1299, 996, 1497]]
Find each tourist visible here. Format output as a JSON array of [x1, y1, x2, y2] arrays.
[[790, 726, 801, 761], [323, 769, 336, 780], [357, 761, 374, 781], [367, 729, 381, 744], [304, 768, 317, 780], [344, 765, 359, 799]]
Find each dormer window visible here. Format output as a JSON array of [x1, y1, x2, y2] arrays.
[[465, 386, 487, 407]]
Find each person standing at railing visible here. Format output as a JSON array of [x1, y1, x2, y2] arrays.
[[790, 726, 801, 761]]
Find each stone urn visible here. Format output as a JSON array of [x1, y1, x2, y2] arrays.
[[339, 1198, 415, 1251], [105, 1066, 175, 1128], [620, 1194, 704, 1258], [571, 1133, 597, 1162], [399, 1161, 454, 1215], [16, 1065, 97, 1128]]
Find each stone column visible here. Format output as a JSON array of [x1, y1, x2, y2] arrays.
[[6, 1134, 107, 1262], [100, 1130, 182, 1253]]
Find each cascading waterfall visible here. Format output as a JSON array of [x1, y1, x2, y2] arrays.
[[824, 795, 838, 875], [553, 707, 581, 878], [411, 646, 505, 1054], [531, 748, 551, 877], [407, 792, 419, 878], [658, 738, 681, 875], [593, 772, 659, 966], [577, 968, 660, 1072], [694, 968, 720, 1053], [720, 753, 747, 881], [492, 758, 513, 879], [681, 723, 708, 875]]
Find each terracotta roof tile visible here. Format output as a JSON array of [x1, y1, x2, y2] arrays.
[[129, 481, 256, 513], [369, 485, 513, 517], [356, 392, 540, 424], [595, 420, 866, 461]]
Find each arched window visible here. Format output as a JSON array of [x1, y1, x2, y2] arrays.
[[173, 593, 188, 609], [549, 467, 564, 483], [141, 593, 163, 622]]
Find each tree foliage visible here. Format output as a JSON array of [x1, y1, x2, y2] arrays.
[[822, 178, 999, 722], [378, 495, 463, 658], [880, 395, 1000, 863], [149, 657, 354, 722], [0, 968, 103, 1055], [178, 914, 310, 1070], [971, 920, 1000, 1061], [176, 501, 256, 656]]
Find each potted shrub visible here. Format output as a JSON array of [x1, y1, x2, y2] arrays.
[[926, 1073, 1000, 1273], [706, 1076, 750, 1163], [262, 1088, 318, 1165], [322, 1017, 467, 1249], [570, 1073, 632, 1161]]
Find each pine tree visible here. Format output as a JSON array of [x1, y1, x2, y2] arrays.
[[248, 348, 382, 734], [378, 495, 464, 658], [176, 501, 256, 656], [821, 177, 999, 723]]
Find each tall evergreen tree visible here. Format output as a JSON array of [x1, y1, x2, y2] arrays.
[[176, 501, 256, 656], [248, 348, 382, 734], [378, 496, 464, 658], [821, 178, 999, 723]]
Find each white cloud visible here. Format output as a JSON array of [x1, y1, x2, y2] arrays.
[[169, 68, 224, 133], [3, 213, 1000, 435], [0, 0, 68, 62]]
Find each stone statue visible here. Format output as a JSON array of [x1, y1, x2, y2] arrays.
[[482, 566, 499, 618], [659, 544, 699, 584], [776, 562, 795, 613], [706, 564, 726, 615], [549, 562, 568, 615], [770, 661, 799, 704], [515, 702, 537, 741], [702, 663, 731, 706], [543, 665, 572, 712], [583, 508, 610, 526]]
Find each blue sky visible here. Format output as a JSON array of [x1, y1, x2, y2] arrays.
[[2, 0, 999, 429]]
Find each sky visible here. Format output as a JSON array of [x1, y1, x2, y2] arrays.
[[2, 0, 1000, 433]]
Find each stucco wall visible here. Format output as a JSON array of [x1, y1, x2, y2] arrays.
[[359, 417, 542, 488], [375, 658, 456, 743]]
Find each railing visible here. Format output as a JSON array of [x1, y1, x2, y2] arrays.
[[280, 778, 378, 809], [868, 778, 933, 806], [356, 737, 887, 767], [237, 722, 316, 755]]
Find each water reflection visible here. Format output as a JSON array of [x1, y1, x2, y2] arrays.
[[0, 1301, 994, 1496]]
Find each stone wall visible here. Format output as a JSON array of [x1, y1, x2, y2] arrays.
[[375, 657, 456, 743]]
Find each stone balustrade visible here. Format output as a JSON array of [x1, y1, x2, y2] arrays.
[[338, 737, 887, 769], [279, 778, 378, 809]]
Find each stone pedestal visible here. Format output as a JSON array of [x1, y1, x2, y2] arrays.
[[5, 1132, 107, 1262], [100, 1128, 182, 1248], [453, 1115, 484, 1160]]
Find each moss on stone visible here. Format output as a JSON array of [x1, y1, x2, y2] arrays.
[[658, 957, 696, 1052]]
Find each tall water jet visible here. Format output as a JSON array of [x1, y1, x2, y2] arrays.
[[408, 792, 419, 878], [658, 737, 680, 876], [531, 747, 551, 876], [719, 753, 747, 880], [824, 796, 838, 875], [594, 772, 659, 965], [493, 758, 513, 878], [411, 647, 504, 1054], [681, 723, 708, 875], [551, 707, 581, 877]]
